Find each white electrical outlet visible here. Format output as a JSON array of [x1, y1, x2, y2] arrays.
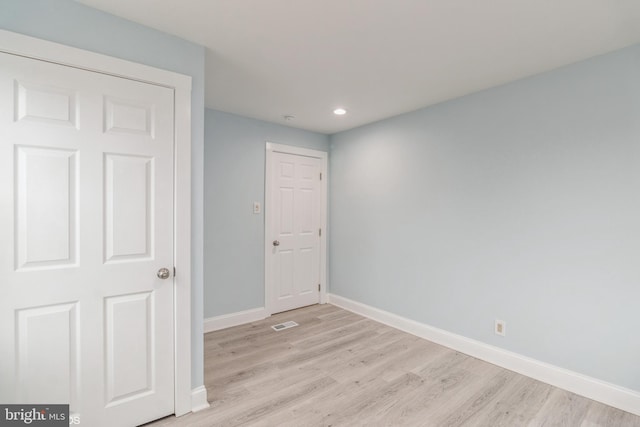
[[253, 201, 261, 214], [495, 319, 506, 336]]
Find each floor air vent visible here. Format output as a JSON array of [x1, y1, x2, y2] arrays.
[[271, 321, 298, 331]]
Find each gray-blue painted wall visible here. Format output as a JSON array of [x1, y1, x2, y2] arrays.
[[204, 109, 329, 318], [330, 44, 640, 391], [0, 0, 207, 388]]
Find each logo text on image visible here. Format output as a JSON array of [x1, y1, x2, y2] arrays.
[[0, 405, 69, 426]]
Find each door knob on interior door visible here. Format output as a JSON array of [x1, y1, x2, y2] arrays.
[[157, 268, 171, 279], [273, 240, 280, 247]]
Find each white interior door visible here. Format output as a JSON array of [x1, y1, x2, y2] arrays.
[[0, 51, 175, 426], [267, 150, 323, 314]]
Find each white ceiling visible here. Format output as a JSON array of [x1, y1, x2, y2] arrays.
[[77, 0, 640, 134]]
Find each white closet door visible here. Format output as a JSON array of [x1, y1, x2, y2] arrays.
[[0, 51, 175, 427], [269, 151, 322, 313]]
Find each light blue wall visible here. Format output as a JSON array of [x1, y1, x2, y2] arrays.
[[204, 109, 329, 318], [0, 0, 206, 388], [330, 44, 640, 391]]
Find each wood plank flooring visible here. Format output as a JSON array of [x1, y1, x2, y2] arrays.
[[148, 304, 640, 426]]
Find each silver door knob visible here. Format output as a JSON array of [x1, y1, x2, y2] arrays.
[[273, 240, 280, 247], [157, 268, 171, 279]]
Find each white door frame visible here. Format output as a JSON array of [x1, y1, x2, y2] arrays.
[[0, 30, 193, 416], [265, 142, 328, 315]]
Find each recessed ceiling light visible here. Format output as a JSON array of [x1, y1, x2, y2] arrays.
[[333, 108, 347, 115]]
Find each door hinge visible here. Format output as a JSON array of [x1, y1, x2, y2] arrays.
[[318, 284, 321, 292], [319, 228, 322, 237], [320, 172, 322, 180], [173, 267, 176, 277]]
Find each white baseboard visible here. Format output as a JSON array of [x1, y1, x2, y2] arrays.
[[328, 293, 640, 417], [203, 307, 268, 333], [191, 385, 210, 413]]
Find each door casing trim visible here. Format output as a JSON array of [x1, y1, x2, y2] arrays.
[[0, 29, 194, 416], [264, 142, 328, 315]]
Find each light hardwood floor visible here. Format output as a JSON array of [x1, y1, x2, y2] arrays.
[[148, 304, 640, 426]]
